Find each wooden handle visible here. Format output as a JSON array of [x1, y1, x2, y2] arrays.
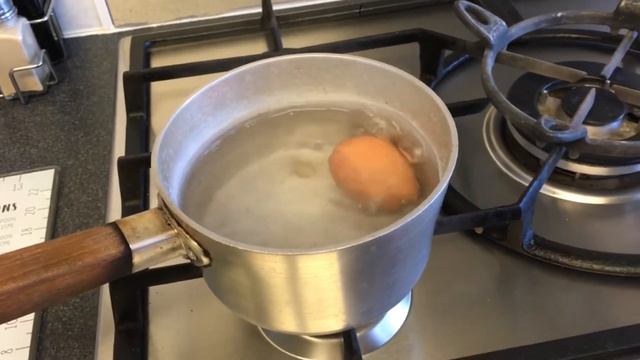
[[0, 224, 132, 323]]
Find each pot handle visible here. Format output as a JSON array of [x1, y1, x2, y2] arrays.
[[0, 224, 131, 323], [0, 207, 208, 324]]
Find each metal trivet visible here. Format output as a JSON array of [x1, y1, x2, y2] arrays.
[[438, 0, 640, 275]]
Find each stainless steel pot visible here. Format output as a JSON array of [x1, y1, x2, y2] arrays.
[[0, 54, 458, 335]]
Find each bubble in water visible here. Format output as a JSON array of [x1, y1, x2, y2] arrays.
[[297, 140, 328, 152], [311, 141, 325, 151], [363, 199, 383, 214], [397, 139, 425, 164], [366, 115, 401, 139], [292, 159, 316, 178]]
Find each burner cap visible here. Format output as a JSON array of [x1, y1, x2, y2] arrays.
[[561, 86, 627, 126], [507, 61, 640, 166]]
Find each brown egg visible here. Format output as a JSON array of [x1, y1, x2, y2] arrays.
[[329, 135, 419, 212]]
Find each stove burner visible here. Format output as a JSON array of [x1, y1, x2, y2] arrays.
[[561, 86, 627, 127], [507, 61, 640, 168], [259, 293, 411, 360], [503, 118, 640, 188], [485, 104, 640, 193]]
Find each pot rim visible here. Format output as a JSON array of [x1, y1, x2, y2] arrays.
[[151, 52, 459, 255]]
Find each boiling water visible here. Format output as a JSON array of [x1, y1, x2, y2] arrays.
[[180, 105, 438, 249]]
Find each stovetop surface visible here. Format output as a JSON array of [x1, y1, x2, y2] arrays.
[[99, 1, 640, 359]]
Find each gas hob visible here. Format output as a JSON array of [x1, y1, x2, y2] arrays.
[[99, 1, 640, 359]]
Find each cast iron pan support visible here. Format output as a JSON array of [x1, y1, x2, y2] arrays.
[[435, 1, 640, 275]]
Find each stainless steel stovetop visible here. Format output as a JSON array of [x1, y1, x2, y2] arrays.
[[98, 1, 640, 359]]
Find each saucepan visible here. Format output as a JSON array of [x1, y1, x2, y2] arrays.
[[0, 53, 457, 335]]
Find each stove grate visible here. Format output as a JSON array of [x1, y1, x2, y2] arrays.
[[113, 0, 640, 359]]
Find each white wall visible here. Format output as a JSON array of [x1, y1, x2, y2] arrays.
[[53, 0, 113, 37], [52, 0, 342, 38]]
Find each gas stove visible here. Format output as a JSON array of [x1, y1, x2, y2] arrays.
[[99, 0, 640, 359]]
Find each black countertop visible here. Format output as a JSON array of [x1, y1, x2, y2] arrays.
[[0, 34, 120, 360]]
